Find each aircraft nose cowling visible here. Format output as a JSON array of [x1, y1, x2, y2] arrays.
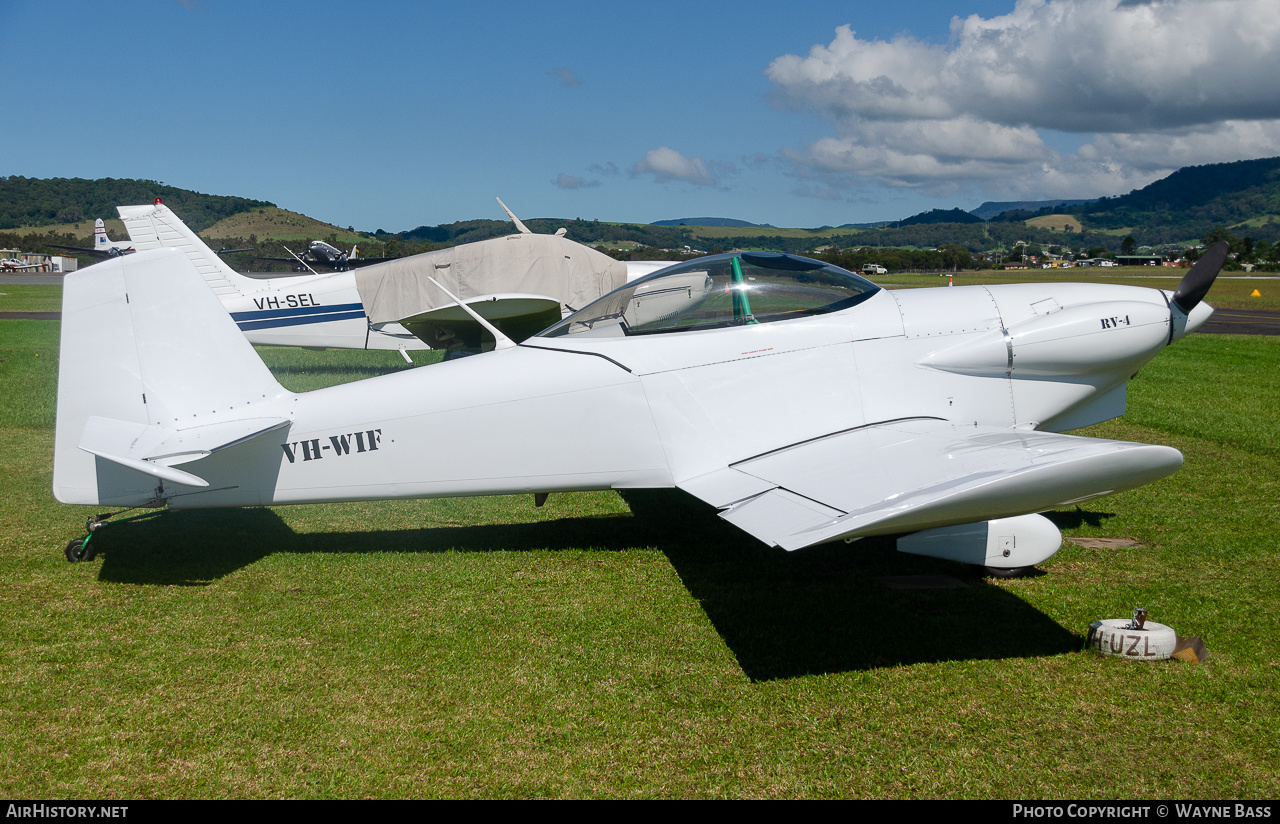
[[1173, 300, 1215, 342], [920, 300, 1171, 378], [1008, 300, 1171, 377]]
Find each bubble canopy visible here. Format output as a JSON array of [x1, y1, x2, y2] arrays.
[[539, 252, 881, 339]]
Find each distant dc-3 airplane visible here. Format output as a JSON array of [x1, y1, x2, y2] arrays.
[[54, 241, 1228, 575], [117, 199, 663, 358], [48, 218, 137, 259], [253, 239, 395, 271], [48, 218, 251, 260]]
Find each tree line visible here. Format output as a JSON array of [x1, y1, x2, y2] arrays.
[[0, 177, 273, 233]]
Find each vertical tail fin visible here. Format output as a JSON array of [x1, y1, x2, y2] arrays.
[[94, 218, 108, 248], [117, 200, 261, 297], [54, 249, 292, 506]]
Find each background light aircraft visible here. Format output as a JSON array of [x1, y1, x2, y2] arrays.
[[118, 198, 643, 358], [54, 243, 1228, 575], [47, 217, 250, 262], [1, 255, 45, 271], [48, 218, 137, 259], [254, 239, 395, 272]]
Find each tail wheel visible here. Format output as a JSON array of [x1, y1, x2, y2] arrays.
[[978, 565, 1034, 579], [64, 539, 90, 563]]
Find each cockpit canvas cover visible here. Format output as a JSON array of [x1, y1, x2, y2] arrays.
[[353, 233, 628, 324]]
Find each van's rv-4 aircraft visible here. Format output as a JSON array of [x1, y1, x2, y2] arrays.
[[53, 241, 1228, 573], [116, 199, 665, 359]]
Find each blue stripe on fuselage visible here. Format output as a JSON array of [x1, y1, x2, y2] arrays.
[[229, 302, 364, 322], [236, 310, 367, 331]]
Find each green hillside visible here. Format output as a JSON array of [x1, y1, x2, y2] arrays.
[[8, 157, 1280, 263], [995, 156, 1280, 246], [1075, 156, 1280, 230], [0, 176, 273, 234]]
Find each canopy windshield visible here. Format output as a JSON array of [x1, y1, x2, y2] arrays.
[[539, 252, 880, 339]]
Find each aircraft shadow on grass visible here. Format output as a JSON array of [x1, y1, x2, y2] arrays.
[[1044, 506, 1117, 530], [89, 498, 1083, 679]]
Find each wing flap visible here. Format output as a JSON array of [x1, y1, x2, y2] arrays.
[[680, 419, 1183, 550]]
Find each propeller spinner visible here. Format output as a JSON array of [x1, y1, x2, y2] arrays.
[[1167, 240, 1229, 343]]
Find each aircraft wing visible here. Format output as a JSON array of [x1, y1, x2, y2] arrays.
[[398, 293, 563, 351], [677, 418, 1183, 551], [251, 255, 395, 270], [47, 244, 131, 259]]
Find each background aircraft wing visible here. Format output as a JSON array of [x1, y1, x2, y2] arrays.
[[398, 293, 562, 351], [677, 418, 1183, 550], [249, 255, 394, 270], [46, 244, 133, 259]]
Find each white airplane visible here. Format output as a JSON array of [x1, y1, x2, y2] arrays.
[[253, 239, 395, 271], [1, 256, 44, 271], [48, 218, 138, 259], [53, 242, 1229, 575], [117, 199, 652, 358]]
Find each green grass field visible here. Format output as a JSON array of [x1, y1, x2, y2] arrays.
[[1, 312, 1277, 798], [0, 285, 63, 313]]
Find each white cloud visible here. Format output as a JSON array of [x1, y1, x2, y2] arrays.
[[551, 67, 582, 87], [767, 0, 1280, 200], [632, 147, 719, 186], [791, 184, 844, 201], [552, 173, 599, 190]]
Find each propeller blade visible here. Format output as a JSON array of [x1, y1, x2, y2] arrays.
[[1172, 241, 1229, 313]]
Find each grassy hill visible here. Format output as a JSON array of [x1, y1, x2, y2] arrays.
[[1026, 214, 1084, 233], [6, 207, 355, 246], [204, 207, 358, 243], [1043, 156, 1280, 245], [8, 217, 129, 239], [10, 158, 1280, 260]]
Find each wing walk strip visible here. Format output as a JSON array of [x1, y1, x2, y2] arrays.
[[230, 302, 365, 331], [677, 418, 1184, 551]]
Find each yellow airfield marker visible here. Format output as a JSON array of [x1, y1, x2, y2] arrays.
[[1251, 289, 1262, 297]]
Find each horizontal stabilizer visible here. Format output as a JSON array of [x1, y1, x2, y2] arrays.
[[680, 419, 1182, 550], [77, 415, 291, 487]]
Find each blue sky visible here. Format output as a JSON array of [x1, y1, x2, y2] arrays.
[[4, 0, 1280, 232]]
